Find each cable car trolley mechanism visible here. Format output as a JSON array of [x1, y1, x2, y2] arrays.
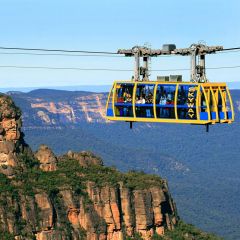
[[106, 44, 235, 131]]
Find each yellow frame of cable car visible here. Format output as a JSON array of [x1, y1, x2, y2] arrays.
[[105, 80, 234, 125]]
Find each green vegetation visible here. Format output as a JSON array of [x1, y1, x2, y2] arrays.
[[0, 152, 221, 239], [0, 152, 165, 202], [0, 232, 15, 240], [0, 173, 17, 194], [151, 221, 222, 240]]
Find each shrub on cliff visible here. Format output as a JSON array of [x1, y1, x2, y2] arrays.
[[151, 221, 222, 240]]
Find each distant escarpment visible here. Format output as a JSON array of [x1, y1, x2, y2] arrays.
[[0, 94, 220, 240], [8, 89, 240, 130]]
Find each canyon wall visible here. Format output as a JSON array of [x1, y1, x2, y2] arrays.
[[0, 94, 178, 240]]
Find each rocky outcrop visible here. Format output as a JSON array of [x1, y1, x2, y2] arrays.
[[0, 95, 31, 177], [0, 94, 179, 240], [35, 145, 57, 171], [66, 150, 103, 167]]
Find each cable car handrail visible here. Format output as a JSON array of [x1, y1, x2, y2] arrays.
[[153, 84, 157, 119], [174, 84, 179, 120], [115, 102, 203, 108], [132, 83, 137, 118], [115, 102, 198, 108]]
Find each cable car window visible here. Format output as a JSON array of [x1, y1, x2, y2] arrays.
[[199, 87, 210, 121], [200, 89, 207, 112], [156, 84, 176, 119], [218, 91, 223, 112], [209, 88, 217, 120], [135, 84, 155, 118], [203, 87, 217, 120], [217, 89, 225, 120], [114, 83, 134, 117], [225, 88, 233, 119], [219, 87, 229, 120], [177, 85, 197, 120]]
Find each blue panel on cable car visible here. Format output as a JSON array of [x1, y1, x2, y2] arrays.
[[200, 112, 208, 120], [227, 111, 232, 119], [107, 109, 113, 117], [219, 112, 225, 119], [211, 112, 217, 120]]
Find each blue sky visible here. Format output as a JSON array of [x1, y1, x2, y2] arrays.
[[0, 0, 240, 88]]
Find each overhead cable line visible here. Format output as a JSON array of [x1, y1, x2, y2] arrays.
[[0, 65, 132, 71], [0, 46, 118, 55], [1, 50, 240, 58], [0, 51, 124, 57], [0, 65, 240, 72], [0, 46, 239, 54], [0, 46, 240, 58], [222, 47, 240, 51]]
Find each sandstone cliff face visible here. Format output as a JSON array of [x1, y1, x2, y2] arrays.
[[8, 91, 109, 129], [0, 95, 31, 178], [0, 94, 179, 240]]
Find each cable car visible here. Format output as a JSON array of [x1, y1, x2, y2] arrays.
[[105, 44, 235, 129]]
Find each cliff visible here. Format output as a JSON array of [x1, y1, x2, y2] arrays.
[[0, 94, 221, 240], [8, 90, 109, 129], [0, 94, 178, 240]]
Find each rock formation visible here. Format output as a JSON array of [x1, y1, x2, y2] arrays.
[[0, 94, 179, 240], [0, 95, 31, 178], [35, 144, 57, 171]]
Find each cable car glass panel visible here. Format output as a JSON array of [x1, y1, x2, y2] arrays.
[[220, 87, 232, 120], [114, 83, 134, 117], [177, 85, 197, 120], [208, 88, 217, 120], [226, 88, 234, 120], [199, 87, 210, 120], [135, 84, 155, 118], [217, 88, 225, 120], [156, 84, 176, 119]]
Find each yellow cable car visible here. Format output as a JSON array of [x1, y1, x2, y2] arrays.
[[105, 44, 235, 130], [106, 81, 234, 125]]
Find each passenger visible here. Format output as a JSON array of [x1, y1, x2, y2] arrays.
[[136, 96, 145, 104], [123, 91, 127, 102], [159, 93, 167, 104], [136, 96, 142, 104], [167, 92, 173, 101], [147, 93, 153, 103], [159, 94, 167, 117], [135, 97, 141, 116], [201, 99, 207, 112], [156, 90, 160, 104], [166, 99, 174, 118], [127, 93, 132, 102], [123, 107, 127, 116]]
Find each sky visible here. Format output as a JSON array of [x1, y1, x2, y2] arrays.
[[0, 0, 240, 89]]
